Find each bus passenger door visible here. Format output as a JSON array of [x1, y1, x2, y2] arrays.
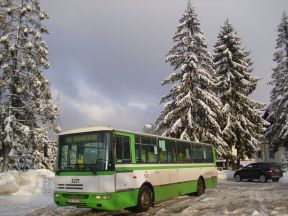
[[115, 135, 135, 191]]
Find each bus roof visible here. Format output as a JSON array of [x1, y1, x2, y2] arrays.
[[59, 126, 212, 146], [59, 126, 114, 135]]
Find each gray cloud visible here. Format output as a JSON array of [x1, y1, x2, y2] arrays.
[[42, 0, 288, 131]]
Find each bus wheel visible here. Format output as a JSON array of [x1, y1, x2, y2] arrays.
[[137, 185, 153, 212], [196, 178, 205, 196]]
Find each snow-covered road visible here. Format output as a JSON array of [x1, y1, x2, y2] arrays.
[[1, 170, 288, 216], [163, 179, 288, 216]]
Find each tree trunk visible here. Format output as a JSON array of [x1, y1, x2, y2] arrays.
[[236, 149, 241, 170], [1, 142, 10, 172], [225, 158, 229, 170]]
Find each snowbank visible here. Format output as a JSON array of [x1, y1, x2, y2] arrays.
[[0, 169, 54, 195], [282, 170, 288, 183], [217, 170, 234, 181], [0, 172, 19, 194]]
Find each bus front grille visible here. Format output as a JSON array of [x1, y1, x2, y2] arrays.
[[65, 202, 88, 207], [63, 194, 89, 199]]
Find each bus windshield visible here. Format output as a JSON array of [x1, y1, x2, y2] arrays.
[[57, 132, 113, 172]]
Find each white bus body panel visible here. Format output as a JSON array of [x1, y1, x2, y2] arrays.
[[116, 172, 135, 191], [55, 175, 115, 193], [55, 165, 217, 193], [117, 164, 217, 189]]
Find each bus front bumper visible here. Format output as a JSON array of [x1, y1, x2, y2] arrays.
[[54, 190, 138, 211]]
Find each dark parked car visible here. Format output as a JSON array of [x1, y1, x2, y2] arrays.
[[234, 162, 284, 183]]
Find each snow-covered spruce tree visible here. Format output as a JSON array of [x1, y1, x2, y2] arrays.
[[155, 3, 227, 156], [266, 12, 288, 150], [0, 0, 59, 171], [213, 20, 267, 164]]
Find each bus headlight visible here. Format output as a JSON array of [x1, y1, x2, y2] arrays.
[[102, 195, 111, 200], [95, 194, 111, 200]]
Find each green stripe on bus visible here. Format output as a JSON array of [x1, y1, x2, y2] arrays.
[[56, 171, 115, 176], [115, 164, 216, 171], [56, 165, 216, 176], [54, 176, 218, 210]]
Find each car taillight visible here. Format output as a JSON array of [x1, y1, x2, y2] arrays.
[[267, 169, 272, 175]]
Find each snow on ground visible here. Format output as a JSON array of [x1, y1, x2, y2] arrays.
[[145, 170, 288, 216], [0, 170, 288, 216], [282, 169, 288, 183], [0, 169, 55, 216]]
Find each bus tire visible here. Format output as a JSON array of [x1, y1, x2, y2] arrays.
[[136, 185, 153, 212], [196, 178, 205, 196]]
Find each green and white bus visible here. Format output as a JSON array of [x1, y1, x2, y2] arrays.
[[54, 127, 218, 212]]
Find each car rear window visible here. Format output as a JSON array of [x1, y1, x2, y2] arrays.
[[270, 163, 281, 169], [262, 163, 281, 169]]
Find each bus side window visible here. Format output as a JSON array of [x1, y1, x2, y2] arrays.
[[159, 140, 176, 163], [137, 136, 158, 163], [135, 136, 142, 163], [191, 144, 204, 163], [167, 141, 177, 163], [142, 144, 158, 163], [116, 136, 131, 163], [206, 146, 214, 163], [178, 142, 191, 163], [159, 140, 167, 163]]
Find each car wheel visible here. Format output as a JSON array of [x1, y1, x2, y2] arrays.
[[196, 178, 205, 196], [259, 174, 267, 183], [234, 174, 242, 182], [272, 178, 279, 182], [136, 185, 153, 212]]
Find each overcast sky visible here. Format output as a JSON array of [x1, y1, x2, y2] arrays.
[[41, 0, 287, 132]]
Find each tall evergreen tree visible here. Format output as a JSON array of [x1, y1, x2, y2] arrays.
[[213, 20, 267, 163], [0, 0, 59, 171], [266, 12, 288, 150], [0, 8, 8, 166], [155, 3, 227, 155]]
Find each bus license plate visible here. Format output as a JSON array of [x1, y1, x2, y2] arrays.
[[68, 199, 80, 204]]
